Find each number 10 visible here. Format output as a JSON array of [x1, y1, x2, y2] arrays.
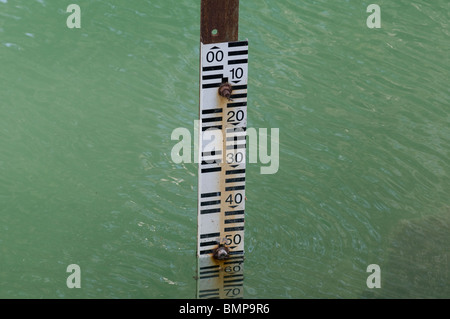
[[230, 67, 243, 80]]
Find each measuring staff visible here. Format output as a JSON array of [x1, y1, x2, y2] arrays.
[[197, 40, 249, 299]]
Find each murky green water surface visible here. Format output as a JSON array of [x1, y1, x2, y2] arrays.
[[0, 0, 449, 298]]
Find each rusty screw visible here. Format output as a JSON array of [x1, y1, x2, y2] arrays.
[[213, 244, 230, 260], [218, 82, 233, 100]]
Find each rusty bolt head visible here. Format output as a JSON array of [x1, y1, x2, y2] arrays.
[[213, 244, 230, 260], [218, 83, 233, 100]]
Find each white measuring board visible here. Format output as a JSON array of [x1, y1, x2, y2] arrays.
[[197, 40, 248, 299]]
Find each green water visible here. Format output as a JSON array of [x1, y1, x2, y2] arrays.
[[0, 0, 449, 298]]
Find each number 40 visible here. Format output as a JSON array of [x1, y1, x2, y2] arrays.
[[226, 193, 243, 205]]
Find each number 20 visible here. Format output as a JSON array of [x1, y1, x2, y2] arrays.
[[227, 110, 244, 122]]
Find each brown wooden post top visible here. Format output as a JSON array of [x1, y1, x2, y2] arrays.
[[200, 0, 239, 44]]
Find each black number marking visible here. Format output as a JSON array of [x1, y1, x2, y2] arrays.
[[225, 193, 243, 205], [225, 234, 242, 246], [206, 50, 224, 63], [224, 288, 241, 297], [230, 67, 244, 80], [227, 110, 244, 122], [226, 152, 244, 164]]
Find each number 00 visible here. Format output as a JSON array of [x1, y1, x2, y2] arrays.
[[206, 50, 224, 63]]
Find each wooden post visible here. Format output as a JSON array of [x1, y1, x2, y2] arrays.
[[201, 0, 239, 44]]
